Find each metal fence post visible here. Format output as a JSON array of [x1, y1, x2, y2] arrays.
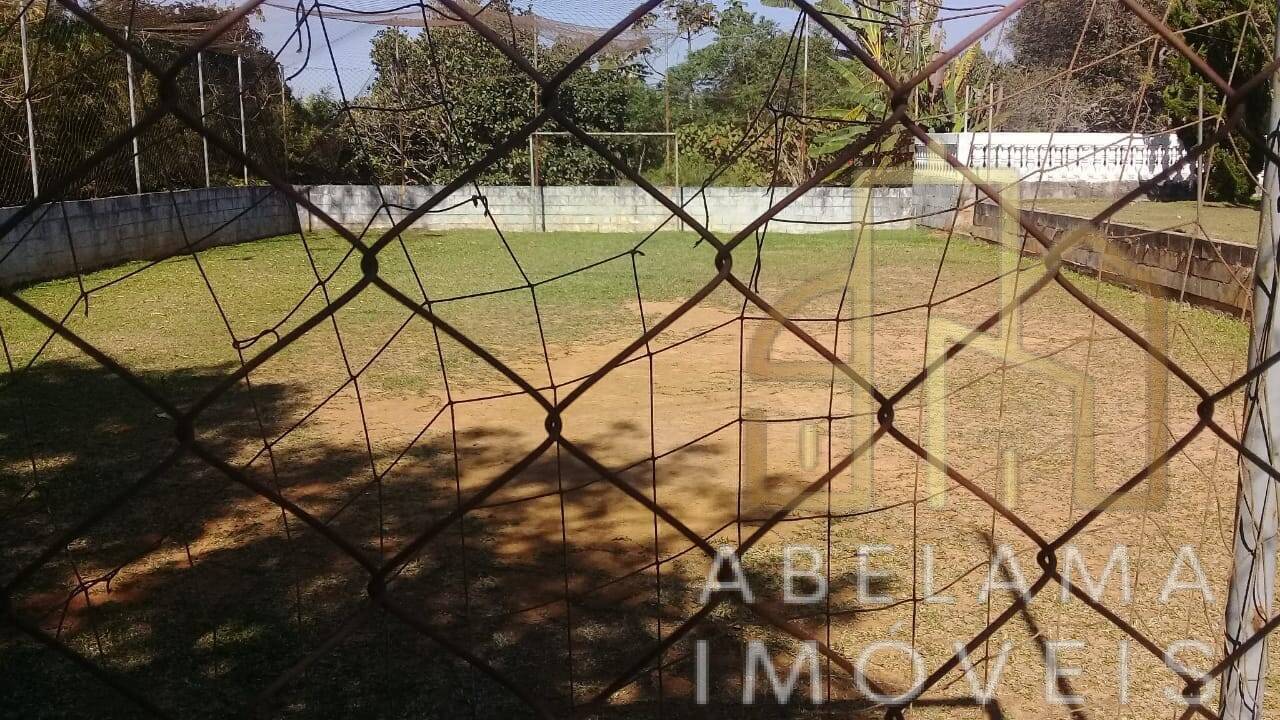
[[237, 54, 248, 185], [198, 50, 210, 187], [280, 72, 289, 179], [1221, 16, 1280, 719], [1197, 84, 1205, 207], [126, 28, 142, 194], [19, 1, 38, 197], [528, 133, 537, 231], [673, 134, 682, 232]]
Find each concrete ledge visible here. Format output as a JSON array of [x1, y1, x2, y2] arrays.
[[970, 201, 1252, 313]]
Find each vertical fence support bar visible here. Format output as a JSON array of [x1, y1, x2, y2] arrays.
[[237, 54, 247, 185], [800, 12, 808, 177], [530, 22, 543, 232], [198, 51, 210, 188], [280, 73, 289, 179], [674, 134, 682, 232], [1198, 83, 1205, 207], [19, 2, 38, 197], [125, 28, 141, 194], [1221, 17, 1280, 720], [528, 133, 537, 231]]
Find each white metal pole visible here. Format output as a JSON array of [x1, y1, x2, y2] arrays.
[[1222, 17, 1280, 720], [280, 73, 288, 179], [237, 54, 248, 184], [801, 16, 808, 114], [801, 13, 808, 177], [528, 133, 537, 230], [18, 3, 38, 196], [198, 51, 210, 187], [1198, 84, 1205, 207], [674, 134, 682, 232], [125, 29, 141, 193], [531, 23, 542, 232], [528, 135, 535, 187]]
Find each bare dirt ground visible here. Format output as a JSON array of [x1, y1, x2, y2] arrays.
[[0, 228, 1259, 718]]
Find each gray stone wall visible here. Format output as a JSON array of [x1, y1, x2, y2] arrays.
[[0, 187, 298, 287], [297, 184, 914, 235], [971, 201, 1253, 313]]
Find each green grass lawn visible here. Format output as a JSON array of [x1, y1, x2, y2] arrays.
[[0, 227, 1252, 719], [1029, 198, 1262, 245], [0, 227, 1013, 401]]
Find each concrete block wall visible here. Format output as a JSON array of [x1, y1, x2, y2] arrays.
[[0, 184, 913, 287], [913, 182, 967, 231], [0, 187, 297, 287], [9, 183, 1245, 317], [682, 186, 912, 233], [912, 179, 1149, 234], [296, 185, 540, 233], [971, 201, 1253, 313], [297, 184, 914, 235]]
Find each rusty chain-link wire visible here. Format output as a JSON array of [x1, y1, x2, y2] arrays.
[[3, 0, 1280, 717]]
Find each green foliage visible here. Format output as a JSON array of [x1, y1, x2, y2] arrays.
[[809, 46, 902, 164], [663, 1, 845, 184], [809, 0, 987, 172], [353, 23, 649, 185], [0, 0, 287, 203], [671, 120, 799, 185], [1002, 0, 1171, 132], [667, 2, 811, 126], [1209, 153, 1259, 203], [284, 91, 370, 183], [1162, 0, 1275, 203]]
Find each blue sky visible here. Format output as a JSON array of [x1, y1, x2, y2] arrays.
[[256, 0, 1007, 98]]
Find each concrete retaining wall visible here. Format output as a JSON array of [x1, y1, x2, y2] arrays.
[[0, 187, 298, 287], [913, 182, 968, 231], [912, 179, 1151, 235], [1, 184, 914, 287], [971, 201, 1253, 313], [1, 183, 1253, 318], [297, 184, 914, 235]]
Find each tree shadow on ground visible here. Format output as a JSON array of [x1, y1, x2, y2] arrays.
[[1, 359, 967, 720]]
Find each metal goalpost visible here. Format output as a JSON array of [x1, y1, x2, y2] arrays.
[[528, 130, 681, 231]]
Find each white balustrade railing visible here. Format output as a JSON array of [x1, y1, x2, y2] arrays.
[[913, 132, 1193, 185]]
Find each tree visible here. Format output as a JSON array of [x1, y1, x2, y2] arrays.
[[809, 0, 989, 174], [1163, 0, 1276, 202], [666, 0, 718, 54], [283, 90, 369, 184], [999, 0, 1171, 132], [350, 19, 650, 186], [0, 0, 288, 202], [661, 0, 845, 184]]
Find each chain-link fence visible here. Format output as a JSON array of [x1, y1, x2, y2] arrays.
[[3, 0, 1280, 718]]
